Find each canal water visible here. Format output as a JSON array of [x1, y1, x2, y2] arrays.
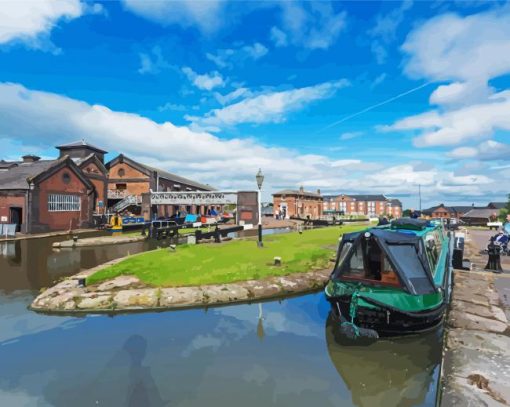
[[0, 234, 442, 406]]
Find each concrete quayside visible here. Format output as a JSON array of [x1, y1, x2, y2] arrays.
[[440, 229, 510, 406]]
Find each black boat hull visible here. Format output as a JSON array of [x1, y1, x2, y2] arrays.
[[327, 295, 445, 337]]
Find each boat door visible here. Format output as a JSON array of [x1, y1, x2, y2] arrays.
[[9, 207, 22, 232]]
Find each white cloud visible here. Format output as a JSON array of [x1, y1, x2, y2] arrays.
[[428, 81, 493, 107], [213, 88, 252, 106], [385, 6, 510, 154], [275, 2, 346, 50], [368, 0, 413, 65], [157, 102, 188, 112], [270, 27, 287, 47], [403, 7, 510, 83], [137, 46, 170, 75], [0, 82, 501, 204], [339, 131, 363, 141], [371, 73, 387, 89], [182, 67, 225, 91], [189, 80, 350, 130], [0, 0, 84, 51], [386, 90, 510, 147], [206, 43, 268, 69], [448, 140, 510, 161], [122, 0, 224, 34], [402, 5, 510, 106]]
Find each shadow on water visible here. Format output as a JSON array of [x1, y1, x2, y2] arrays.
[[325, 312, 442, 407]]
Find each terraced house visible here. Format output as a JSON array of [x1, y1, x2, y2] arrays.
[[322, 194, 402, 218]]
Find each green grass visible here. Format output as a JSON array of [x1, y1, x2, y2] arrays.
[[87, 225, 365, 287]]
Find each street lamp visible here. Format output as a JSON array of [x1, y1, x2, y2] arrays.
[[256, 168, 264, 247]]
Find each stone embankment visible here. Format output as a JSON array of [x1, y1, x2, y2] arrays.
[[52, 235, 146, 248], [30, 254, 331, 313], [441, 230, 510, 406]]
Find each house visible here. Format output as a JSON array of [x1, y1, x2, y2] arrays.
[[421, 204, 458, 219], [487, 202, 507, 210], [461, 208, 500, 226], [322, 194, 402, 218], [272, 187, 323, 219], [105, 154, 214, 217], [0, 154, 95, 233]]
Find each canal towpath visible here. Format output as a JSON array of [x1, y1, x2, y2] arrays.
[[440, 228, 510, 406]]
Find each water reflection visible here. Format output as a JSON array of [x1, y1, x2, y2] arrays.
[[0, 233, 167, 292], [0, 293, 440, 407], [325, 313, 441, 407], [0, 230, 441, 407]]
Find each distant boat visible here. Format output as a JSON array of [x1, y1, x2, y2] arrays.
[[325, 217, 452, 338], [106, 214, 145, 231]]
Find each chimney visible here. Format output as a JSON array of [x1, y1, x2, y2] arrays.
[[299, 186, 304, 193], [22, 155, 41, 163]]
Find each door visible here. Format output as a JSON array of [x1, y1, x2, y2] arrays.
[[10, 207, 22, 232]]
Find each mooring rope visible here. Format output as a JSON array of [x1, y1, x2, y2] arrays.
[[340, 289, 361, 338]]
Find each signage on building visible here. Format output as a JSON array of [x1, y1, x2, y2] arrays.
[[150, 191, 238, 205], [0, 216, 7, 222]]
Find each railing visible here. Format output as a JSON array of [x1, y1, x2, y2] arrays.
[[111, 195, 142, 212], [107, 189, 128, 199]]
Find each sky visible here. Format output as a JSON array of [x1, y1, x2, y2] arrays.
[[0, 0, 509, 208]]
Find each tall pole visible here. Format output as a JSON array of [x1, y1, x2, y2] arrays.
[[258, 186, 263, 247], [256, 169, 264, 248], [418, 184, 422, 212]]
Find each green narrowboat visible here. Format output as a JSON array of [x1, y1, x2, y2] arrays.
[[325, 217, 452, 338]]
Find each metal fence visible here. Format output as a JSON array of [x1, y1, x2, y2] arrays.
[[0, 224, 17, 238]]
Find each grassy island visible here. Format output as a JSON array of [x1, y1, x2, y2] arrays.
[[86, 225, 365, 287]]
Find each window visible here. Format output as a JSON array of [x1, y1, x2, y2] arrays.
[[48, 194, 81, 212], [62, 172, 71, 184], [116, 183, 127, 190], [340, 236, 400, 286], [118, 168, 125, 177]]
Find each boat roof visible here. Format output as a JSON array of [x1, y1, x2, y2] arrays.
[[336, 222, 440, 295]]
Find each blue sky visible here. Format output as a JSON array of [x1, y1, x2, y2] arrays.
[[1, 0, 509, 208]]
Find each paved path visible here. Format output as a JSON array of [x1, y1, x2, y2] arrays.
[[441, 229, 510, 407]]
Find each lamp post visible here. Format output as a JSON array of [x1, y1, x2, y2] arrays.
[[256, 168, 264, 247]]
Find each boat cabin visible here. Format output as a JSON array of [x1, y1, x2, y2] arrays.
[[332, 220, 441, 295]]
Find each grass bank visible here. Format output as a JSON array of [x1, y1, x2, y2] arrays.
[[86, 225, 365, 287]]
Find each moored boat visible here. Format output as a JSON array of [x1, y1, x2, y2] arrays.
[[325, 217, 452, 338]]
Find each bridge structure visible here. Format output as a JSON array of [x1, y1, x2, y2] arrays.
[[141, 190, 260, 225]]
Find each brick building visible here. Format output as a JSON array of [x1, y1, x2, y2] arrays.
[[106, 154, 214, 217], [0, 155, 95, 233], [272, 187, 323, 219], [0, 140, 213, 234], [322, 194, 402, 218], [56, 141, 109, 214]]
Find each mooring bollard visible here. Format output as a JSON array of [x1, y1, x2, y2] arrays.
[[274, 257, 282, 266], [485, 240, 503, 273], [77, 277, 86, 287], [73, 235, 78, 243]]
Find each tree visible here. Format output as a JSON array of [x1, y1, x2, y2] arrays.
[[499, 208, 508, 222], [403, 209, 412, 217]]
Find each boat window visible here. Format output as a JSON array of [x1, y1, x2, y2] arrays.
[[386, 244, 435, 294], [340, 236, 400, 286], [425, 235, 439, 272], [337, 241, 352, 266]]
